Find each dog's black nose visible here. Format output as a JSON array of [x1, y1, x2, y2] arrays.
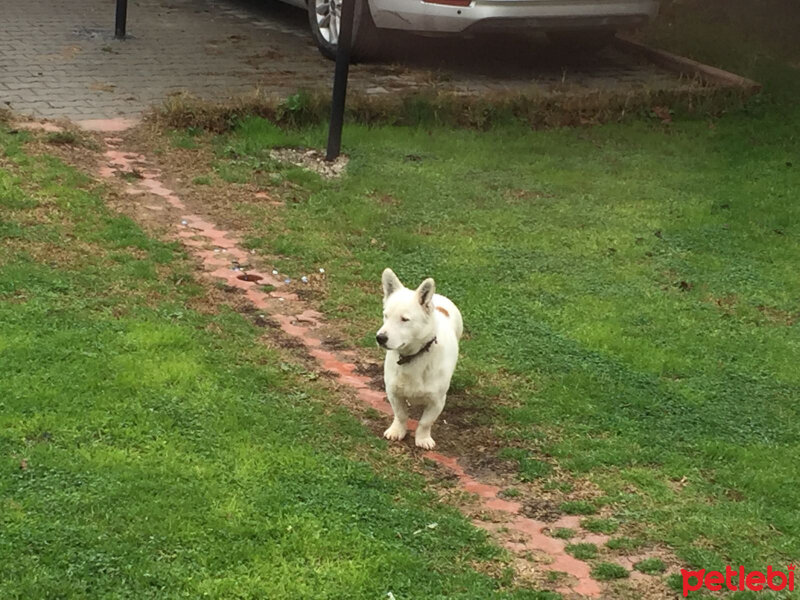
[[376, 333, 388, 347]]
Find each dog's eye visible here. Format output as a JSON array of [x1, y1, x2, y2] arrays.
[[401, 316, 410, 322]]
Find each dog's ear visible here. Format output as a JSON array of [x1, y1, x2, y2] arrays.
[[415, 278, 435, 311], [382, 268, 402, 300]]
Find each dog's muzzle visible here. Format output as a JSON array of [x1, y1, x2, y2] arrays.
[[376, 332, 388, 348]]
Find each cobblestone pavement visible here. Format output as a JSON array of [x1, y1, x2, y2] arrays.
[[2, 0, 686, 121]]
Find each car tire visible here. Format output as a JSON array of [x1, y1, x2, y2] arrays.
[[307, 0, 382, 62], [546, 29, 617, 53]]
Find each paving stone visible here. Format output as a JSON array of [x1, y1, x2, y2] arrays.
[[3, 0, 693, 121]]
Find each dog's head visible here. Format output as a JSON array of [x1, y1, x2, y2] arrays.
[[375, 268, 435, 351]]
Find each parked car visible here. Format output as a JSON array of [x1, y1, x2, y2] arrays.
[[276, 0, 660, 60]]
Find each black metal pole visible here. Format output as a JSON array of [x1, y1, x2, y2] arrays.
[[115, 0, 128, 39], [325, 0, 355, 161]]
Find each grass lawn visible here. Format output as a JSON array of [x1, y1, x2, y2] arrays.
[[0, 126, 551, 599], [161, 0, 800, 586]]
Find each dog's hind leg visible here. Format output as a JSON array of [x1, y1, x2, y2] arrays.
[[384, 393, 409, 441], [415, 397, 445, 450]]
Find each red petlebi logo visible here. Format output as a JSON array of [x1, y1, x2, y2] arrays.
[[682, 565, 795, 597]]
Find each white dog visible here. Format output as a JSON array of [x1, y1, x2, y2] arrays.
[[375, 268, 463, 450]]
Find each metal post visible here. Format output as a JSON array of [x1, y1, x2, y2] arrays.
[[325, 0, 355, 161], [115, 0, 128, 39]]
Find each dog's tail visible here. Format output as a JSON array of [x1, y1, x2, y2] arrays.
[[451, 308, 464, 340]]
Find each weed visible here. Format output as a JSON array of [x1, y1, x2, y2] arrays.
[[591, 563, 630, 581], [634, 557, 667, 574], [560, 501, 598, 516], [581, 518, 619, 535], [565, 543, 598, 560], [552, 528, 575, 540]]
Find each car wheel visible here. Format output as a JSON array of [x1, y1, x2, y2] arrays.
[[546, 29, 617, 53], [307, 0, 382, 62]]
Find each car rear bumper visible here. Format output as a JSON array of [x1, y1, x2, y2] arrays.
[[369, 0, 659, 33]]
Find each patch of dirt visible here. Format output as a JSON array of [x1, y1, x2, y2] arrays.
[[367, 191, 401, 206], [321, 337, 349, 351], [236, 305, 280, 329], [465, 452, 519, 478], [120, 125, 292, 236], [473, 555, 559, 596], [317, 369, 341, 380], [438, 390, 495, 428], [294, 287, 324, 302], [243, 49, 284, 66], [267, 328, 308, 352], [220, 283, 245, 294], [705, 293, 797, 326], [353, 361, 384, 389], [504, 188, 557, 204], [354, 361, 382, 378], [521, 499, 563, 522], [706, 293, 738, 315], [421, 457, 461, 484], [757, 304, 798, 326]]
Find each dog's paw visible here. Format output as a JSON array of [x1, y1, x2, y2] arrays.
[[383, 423, 407, 441], [415, 436, 436, 450]]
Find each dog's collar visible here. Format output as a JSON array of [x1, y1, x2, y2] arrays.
[[397, 337, 437, 366]]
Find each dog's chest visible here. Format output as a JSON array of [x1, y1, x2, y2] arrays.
[[385, 361, 440, 405]]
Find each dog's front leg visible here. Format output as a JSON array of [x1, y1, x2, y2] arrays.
[[415, 397, 445, 450], [384, 392, 409, 441]]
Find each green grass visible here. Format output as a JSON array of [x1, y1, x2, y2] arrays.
[[606, 537, 644, 552], [565, 543, 598, 560], [634, 557, 667, 574], [44, 131, 79, 146], [581, 518, 619, 535], [169, 127, 201, 149], [551, 528, 575, 540], [0, 128, 545, 599], [591, 563, 629, 581], [666, 573, 711, 599], [546, 571, 566, 584], [190, 5, 800, 575], [559, 501, 598, 516], [497, 447, 552, 481]]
